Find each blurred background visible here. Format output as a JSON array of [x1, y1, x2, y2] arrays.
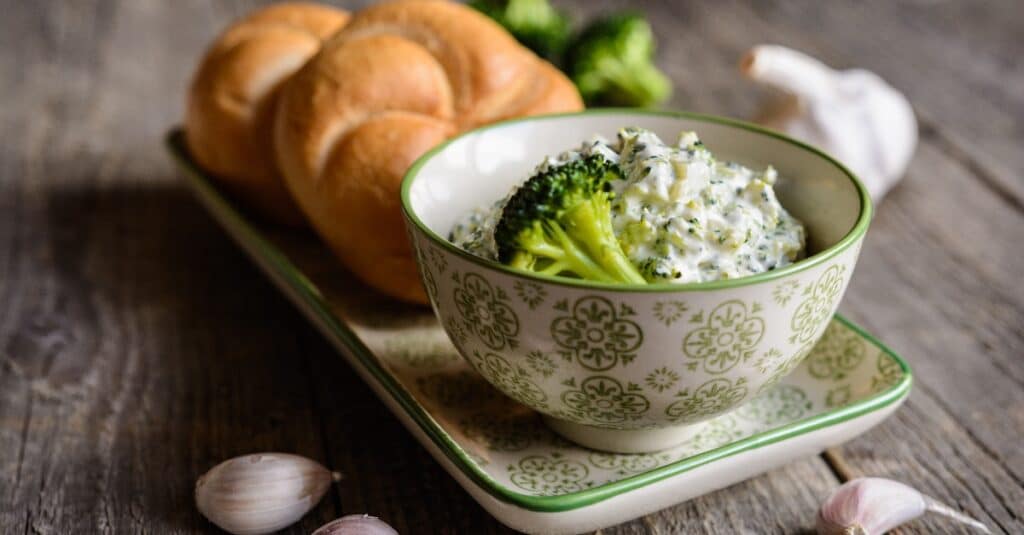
[[1, 1, 1021, 534]]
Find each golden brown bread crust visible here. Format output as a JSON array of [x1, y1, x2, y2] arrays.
[[239, 2, 350, 39], [185, 2, 349, 226], [275, 0, 583, 304], [324, 112, 455, 301]]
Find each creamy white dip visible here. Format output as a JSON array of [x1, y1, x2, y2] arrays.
[[449, 128, 806, 284]]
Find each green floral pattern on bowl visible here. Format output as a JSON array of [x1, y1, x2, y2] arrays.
[[790, 265, 847, 344], [395, 314, 909, 496], [560, 376, 650, 427], [551, 296, 643, 371], [666, 377, 749, 424], [401, 110, 873, 450], [414, 230, 860, 440], [471, 350, 548, 409], [454, 272, 520, 351], [682, 300, 765, 374]]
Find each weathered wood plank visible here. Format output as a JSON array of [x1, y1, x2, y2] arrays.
[[2, 0, 1022, 534], [844, 131, 1024, 394], [598, 458, 836, 534], [741, 0, 1024, 207], [0, 143, 341, 532], [651, 0, 1024, 206], [0, 1, 336, 534], [831, 137, 1024, 533], [824, 398, 1024, 534]]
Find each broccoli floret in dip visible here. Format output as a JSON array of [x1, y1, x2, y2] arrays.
[[449, 128, 806, 284]]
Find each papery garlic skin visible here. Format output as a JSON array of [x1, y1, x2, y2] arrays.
[[742, 45, 918, 203], [195, 453, 336, 535], [817, 477, 991, 535], [818, 478, 926, 534], [313, 514, 399, 535]]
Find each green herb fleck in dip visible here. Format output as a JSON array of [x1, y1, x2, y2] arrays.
[[450, 127, 806, 284]]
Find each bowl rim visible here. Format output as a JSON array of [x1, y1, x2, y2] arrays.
[[400, 108, 872, 293]]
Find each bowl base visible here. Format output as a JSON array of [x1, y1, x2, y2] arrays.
[[542, 416, 708, 453]]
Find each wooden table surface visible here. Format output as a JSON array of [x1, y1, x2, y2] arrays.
[[1, 1, 1021, 533]]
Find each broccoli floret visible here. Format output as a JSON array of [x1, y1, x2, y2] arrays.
[[566, 12, 672, 107], [495, 154, 646, 284], [469, 0, 571, 61]]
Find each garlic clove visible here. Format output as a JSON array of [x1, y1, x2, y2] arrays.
[[312, 514, 399, 535], [817, 477, 926, 534], [817, 477, 991, 535], [741, 44, 917, 203], [195, 452, 338, 535]]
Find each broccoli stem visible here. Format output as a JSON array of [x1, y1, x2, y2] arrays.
[[562, 196, 647, 284], [508, 223, 614, 283], [545, 222, 620, 282], [509, 214, 644, 284]]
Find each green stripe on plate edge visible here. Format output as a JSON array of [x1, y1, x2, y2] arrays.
[[165, 129, 911, 513]]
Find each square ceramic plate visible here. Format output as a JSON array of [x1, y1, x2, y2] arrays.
[[166, 130, 912, 535]]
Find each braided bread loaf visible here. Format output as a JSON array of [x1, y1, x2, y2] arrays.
[[275, 0, 583, 303], [185, 3, 350, 226]]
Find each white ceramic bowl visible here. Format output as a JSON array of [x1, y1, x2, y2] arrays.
[[401, 110, 872, 452]]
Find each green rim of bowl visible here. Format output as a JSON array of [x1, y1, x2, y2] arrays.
[[168, 128, 906, 515], [401, 108, 873, 292]]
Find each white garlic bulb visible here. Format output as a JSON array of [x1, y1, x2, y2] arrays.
[[741, 45, 917, 203], [195, 452, 338, 535], [817, 477, 991, 534], [313, 514, 399, 535]]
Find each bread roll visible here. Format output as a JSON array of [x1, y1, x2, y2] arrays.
[[185, 2, 349, 226], [275, 0, 583, 303]]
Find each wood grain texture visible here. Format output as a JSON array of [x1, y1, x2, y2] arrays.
[[834, 132, 1024, 534], [0, 0, 1021, 534]]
